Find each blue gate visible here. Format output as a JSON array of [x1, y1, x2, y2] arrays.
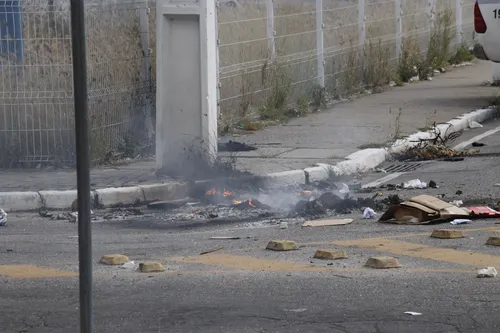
[[0, 0, 23, 61]]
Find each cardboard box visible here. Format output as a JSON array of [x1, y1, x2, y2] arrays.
[[379, 195, 470, 224]]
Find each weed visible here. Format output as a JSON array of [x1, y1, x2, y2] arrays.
[[397, 37, 421, 82], [310, 84, 326, 109], [258, 60, 291, 121], [390, 107, 403, 141], [358, 142, 387, 149], [297, 95, 310, 115], [363, 38, 392, 88], [448, 43, 475, 64]]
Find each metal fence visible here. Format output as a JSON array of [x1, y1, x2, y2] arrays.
[[217, 0, 476, 126], [0, 0, 475, 168], [0, 0, 154, 168]]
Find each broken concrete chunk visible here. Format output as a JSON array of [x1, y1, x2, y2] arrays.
[[313, 250, 348, 260], [266, 240, 297, 251], [365, 256, 401, 269], [430, 229, 464, 239], [139, 262, 165, 273], [486, 236, 500, 247], [99, 254, 129, 265]]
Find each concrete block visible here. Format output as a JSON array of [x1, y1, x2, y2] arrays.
[[313, 249, 348, 260], [39, 190, 94, 210], [266, 240, 298, 251], [139, 182, 188, 202], [265, 170, 306, 185], [139, 262, 165, 273], [365, 256, 401, 269], [304, 165, 332, 182], [430, 229, 464, 239], [95, 186, 144, 207], [486, 237, 500, 246], [99, 254, 129, 265], [0, 191, 42, 212]]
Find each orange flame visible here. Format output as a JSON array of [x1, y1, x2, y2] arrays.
[[248, 200, 256, 208], [223, 189, 233, 197], [205, 188, 216, 196], [233, 200, 242, 205], [297, 190, 313, 196]]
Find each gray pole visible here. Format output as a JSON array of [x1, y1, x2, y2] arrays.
[[69, 0, 93, 332]]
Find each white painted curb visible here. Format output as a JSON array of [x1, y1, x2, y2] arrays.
[[267, 107, 497, 186], [0, 182, 189, 212]]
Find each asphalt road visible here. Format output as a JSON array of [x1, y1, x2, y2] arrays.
[[4, 119, 500, 332]]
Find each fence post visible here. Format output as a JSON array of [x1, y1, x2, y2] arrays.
[[395, 0, 402, 60], [266, 0, 276, 60], [358, 0, 365, 61], [215, 1, 221, 119], [316, 0, 324, 87], [455, 0, 463, 46], [138, 2, 153, 140]]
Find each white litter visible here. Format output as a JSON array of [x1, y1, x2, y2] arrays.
[[285, 308, 307, 313], [121, 261, 136, 269], [477, 267, 497, 278], [403, 179, 427, 189], [362, 207, 377, 219], [338, 183, 350, 194], [0, 209, 7, 226], [404, 311, 422, 316], [469, 121, 483, 129], [449, 200, 463, 207], [450, 219, 471, 225], [280, 222, 289, 229]]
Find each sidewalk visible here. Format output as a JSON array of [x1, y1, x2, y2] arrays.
[[0, 61, 496, 193], [222, 60, 497, 174]]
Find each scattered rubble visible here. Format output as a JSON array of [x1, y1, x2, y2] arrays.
[[486, 237, 500, 247], [266, 240, 297, 251], [99, 254, 129, 265], [313, 250, 348, 260], [365, 256, 401, 269], [450, 219, 470, 225], [210, 236, 241, 240], [477, 267, 497, 278], [403, 179, 427, 189], [121, 261, 136, 269], [430, 229, 464, 239], [139, 262, 165, 273]]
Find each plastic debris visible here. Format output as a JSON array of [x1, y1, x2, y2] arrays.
[[404, 312, 422, 316], [68, 212, 78, 223], [121, 261, 136, 269], [472, 142, 485, 147], [363, 207, 377, 219], [469, 121, 483, 129], [402, 179, 427, 189], [0, 209, 7, 226], [449, 200, 463, 207], [450, 219, 471, 225], [338, 183, 350, 194], [477, 267, 497, 278], [428, 180, 438, 188], [279, 222, 289, 229]]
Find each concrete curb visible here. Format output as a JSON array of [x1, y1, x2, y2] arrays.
[[0, 182, 188, 212], [265, 107, 497, 185], [0, 108, 495, 212]]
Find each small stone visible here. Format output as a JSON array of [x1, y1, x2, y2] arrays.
[[313, 249, 348, 260], [365, 256, 401, 269], [99, 254, 129, 265], [430, 229, 464, 239], [266, 240, 297, 251], [139, 262, 165, 273], [486, 237, 500, 247]]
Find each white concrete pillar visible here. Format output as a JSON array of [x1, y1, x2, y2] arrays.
[[155, 0, 218, 175], [493, 63, 500, 85], [316, 0, 325, 87]]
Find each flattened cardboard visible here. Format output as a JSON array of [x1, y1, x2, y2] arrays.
[[302, 219, 353, 227], [379, 195, 469, 224]]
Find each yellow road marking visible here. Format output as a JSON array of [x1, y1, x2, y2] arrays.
[[331, 238, 500, 268], [0, 265, 77, 279], [302, 226, 500, 247]]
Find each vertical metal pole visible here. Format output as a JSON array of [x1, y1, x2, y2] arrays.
[[316, 0, 324, 87], [266, 0, 275, 61], [395, 0, 402, 60], [69, 0, 93, 332], [455, 0, 463, 47]]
